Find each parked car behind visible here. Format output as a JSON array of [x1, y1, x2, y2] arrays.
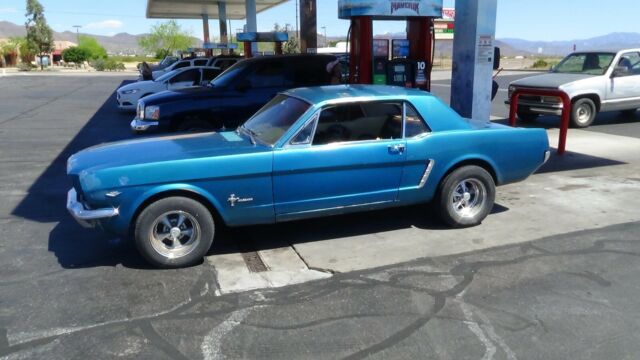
[[507, 48, 640, 128], [150, 56, 240, 80], [117, 66, 222, 111], [131, 54, 336, 133], [68, 85, 550, 268]]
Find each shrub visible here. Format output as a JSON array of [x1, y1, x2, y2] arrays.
[[62, 47, 90, 67], [17, 62, 36, 71], [90, 58, 126, 71], [532, 59, 549, 69]]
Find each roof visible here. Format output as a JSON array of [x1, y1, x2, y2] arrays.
[[285, 85, 433, 105], [146, 0, 288, 19]]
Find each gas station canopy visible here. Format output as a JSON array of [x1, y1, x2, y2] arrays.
[[146, 0, 288, 19]]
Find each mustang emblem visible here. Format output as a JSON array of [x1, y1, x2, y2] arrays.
[[227, 194, 254, 207]]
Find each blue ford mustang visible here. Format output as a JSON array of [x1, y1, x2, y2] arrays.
[[67, 85, 550, 268]]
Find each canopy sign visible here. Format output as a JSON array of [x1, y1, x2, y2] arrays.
[[338, 0, 443, 19]]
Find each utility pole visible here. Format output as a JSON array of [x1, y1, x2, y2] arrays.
[[72, 25, 81, 45], [295, 0, 299, 47], [321, 26, 326, 47]]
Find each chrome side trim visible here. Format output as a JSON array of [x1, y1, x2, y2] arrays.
[[417, 160, 435, 189], [67, 188, 119, 228], [601, 96, 640, 104], [281, 200, 392, 216]]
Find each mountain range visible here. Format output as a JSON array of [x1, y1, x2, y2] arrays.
[[2, 20, 639, 56]]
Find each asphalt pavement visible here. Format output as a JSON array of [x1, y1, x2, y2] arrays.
[[1, 73, 640, 359]]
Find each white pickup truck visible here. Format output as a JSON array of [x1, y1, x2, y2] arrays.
[[507, 49, 640, 128]]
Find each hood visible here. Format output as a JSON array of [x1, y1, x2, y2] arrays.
[[140, 86, 220, 105], [510, 73, 595, 89], [67, 131, 267, 176], [118, 80, 155, 93]]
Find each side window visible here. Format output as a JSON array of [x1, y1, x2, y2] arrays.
[[170, 69, 199, 85], [404, 103, 430, 137], [290, 115, 318, 145], [292, 60, 329, 86], [618, 52, 640, 76], [173, 61, 190, 69], [194, 59, 208, 66], [247, 61, 286, 88], [202, 69, 220, 81], [312, 102, 402, 145]]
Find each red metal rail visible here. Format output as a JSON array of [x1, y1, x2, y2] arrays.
[[508, 88, 571, 155]]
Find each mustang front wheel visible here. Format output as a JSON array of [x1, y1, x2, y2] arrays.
[[437, 165, 495, 228], [134, 196, 215, 268]]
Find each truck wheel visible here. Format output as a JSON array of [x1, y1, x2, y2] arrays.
[[436, 165, 496, 228], [517, 111, 539, 122], [134, 197, 215, 268], [571, 98, 597, 128]]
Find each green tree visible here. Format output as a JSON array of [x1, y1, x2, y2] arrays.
[[138, 20, 194, 58], [78, 35, 107, 60], [62, 46, 90, 67], [25, 0, 54, 70], [272, 23, 299, 54]]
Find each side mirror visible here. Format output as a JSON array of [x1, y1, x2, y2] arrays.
[[493, 47, 501, 70], [612, 66, 629, 78], [235, 79, 251, 92]]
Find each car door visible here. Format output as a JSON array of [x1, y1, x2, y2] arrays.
[[272, 101, 406, 218], [167, 68, 200, 90], [607, 51, 640, 110]]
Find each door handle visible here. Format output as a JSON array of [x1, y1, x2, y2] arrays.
[[388, 144, 406, 154]]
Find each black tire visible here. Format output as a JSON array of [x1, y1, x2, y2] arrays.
[[177, 119, 215, 132], [134, 196, 215, 268], [517, 111, 539, 122], [436, 165, 496, 228], [570, 98, 597, 128]]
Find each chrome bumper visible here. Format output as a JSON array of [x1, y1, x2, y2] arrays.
[[130, 118, 158, 132], [67, 188, 119, 228], [505, 100, 563, 116]]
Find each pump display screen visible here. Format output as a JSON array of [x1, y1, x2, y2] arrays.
[[392, 39, 410, 58], [373, 39, 389, 58]]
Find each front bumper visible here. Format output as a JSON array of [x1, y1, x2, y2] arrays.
[[116, 92, 137, 110], [130, 118, 159, 132], [505, 100, 563, 116], [67, 188, 119, 228]]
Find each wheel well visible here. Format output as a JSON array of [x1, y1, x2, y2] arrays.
[[573, 94, 601, 112], [442, 159, 498, 186], [129, 189, 225, 235]]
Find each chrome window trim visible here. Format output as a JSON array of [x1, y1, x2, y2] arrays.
[[287, 112, 320, 147]]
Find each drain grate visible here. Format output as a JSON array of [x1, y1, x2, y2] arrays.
[[238, 240, 268, 273]]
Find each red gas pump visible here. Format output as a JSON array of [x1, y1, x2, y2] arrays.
[[341, 1, 441, 91]]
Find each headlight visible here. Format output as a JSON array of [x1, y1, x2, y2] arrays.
[[122, 89, 139, 95], [508, 85, 516, 98], [144, 105, 160, 120]]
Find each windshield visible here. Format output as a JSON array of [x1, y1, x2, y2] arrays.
[[210, 62, 246, 87], [241, 95, 311, 145], [553, 52, 615, 75], [160, 56, 178, 66], [154, 69, 179, 82]]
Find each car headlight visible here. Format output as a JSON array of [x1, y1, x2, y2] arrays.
[[144, 105, 160, 120], [122, 89, 139, 95], [508, 85, 516, 98]]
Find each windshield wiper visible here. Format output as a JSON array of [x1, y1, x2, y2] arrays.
[[238, 126, 257, 145]]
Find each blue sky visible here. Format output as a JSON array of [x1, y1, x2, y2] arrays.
[[0, 0, 638, 41]]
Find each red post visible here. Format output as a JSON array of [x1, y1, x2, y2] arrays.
[[407, 17, 433, 91], [508, 88, 571, 155], [348, 17, 373, 84], [243, 42, 253, 59]]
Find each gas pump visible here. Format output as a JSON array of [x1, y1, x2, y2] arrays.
[[372, 39, 389, 84], [339, 0, 442, 90]]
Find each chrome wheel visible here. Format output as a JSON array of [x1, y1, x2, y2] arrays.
[[149, 211, 201, 259], [575, 103, 592, 125], [450, 178, 486, 219]]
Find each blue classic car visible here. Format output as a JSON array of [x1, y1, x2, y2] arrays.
[[67, 85, 550, 268]]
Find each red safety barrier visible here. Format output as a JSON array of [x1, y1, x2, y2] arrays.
[[508, 88, 571, 155]]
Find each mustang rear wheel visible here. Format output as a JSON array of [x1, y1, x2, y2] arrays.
[[437, 165, 496, 228], [134, 196, 214, 268]]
